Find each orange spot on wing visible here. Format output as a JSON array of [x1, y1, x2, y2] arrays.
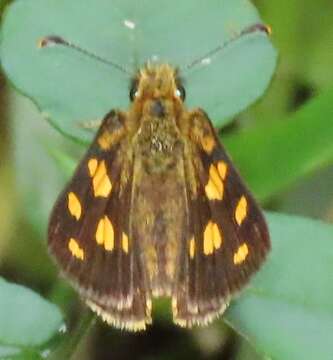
[[234, 243, 249, 265], [88, 158, 98, 177], [96, 216, 114, 251], [67, 192, 82, 220], [103, 217, 115, 251], [98, 131, 113, 150], [68, 238, 84, 260], [212, 223, 222, 250], [96, 219, 104, 245], [204, 223, 214, 255], [203, 221, 223, 255], [205, 164, 224, 200], [235, 196, 248, 225], [189, 237, 195, 259], [217, 161, 228, 180], [92, 160, 112, 198], [97, 123, 125, 151], [201, 135, 215, 154]]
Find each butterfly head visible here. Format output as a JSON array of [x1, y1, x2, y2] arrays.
[[129, 64, 186, 118]]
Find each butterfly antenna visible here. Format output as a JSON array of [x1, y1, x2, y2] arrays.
[[183, 23, 272, 72], [38, 35, 131, 75]]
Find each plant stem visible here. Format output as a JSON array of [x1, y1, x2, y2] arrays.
[[48, 310, 96, 360]]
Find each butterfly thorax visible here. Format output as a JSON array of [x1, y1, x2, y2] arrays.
[[135, 109, 183, 168]]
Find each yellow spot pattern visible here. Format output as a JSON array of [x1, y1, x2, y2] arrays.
[[88, 158, 98, 177], [122, 232, 129, 253], [213, 223, 222, 250], [98, 132, 112, 150], [234, 243, 249, 265], [97, 122, 125, 150], [68, 238, 84, 260], [235, 196, 248, 225], [189, 237, 195, 259], [96, 216, 114, 251], [203, 221, 223, 255], [201, 135, 215, 154], [217, 161, 228, 180], [92, 160, 112, 198], [67, 192, 82, 220], [205, 164, 224, 200]]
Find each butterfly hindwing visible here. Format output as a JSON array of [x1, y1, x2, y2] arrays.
[[173, 109, 270, 327], [48, 110, 152, 330]]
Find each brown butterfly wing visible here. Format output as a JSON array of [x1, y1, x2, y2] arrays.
[[48, 110, 152, 330], [172, 109, 270, 327]]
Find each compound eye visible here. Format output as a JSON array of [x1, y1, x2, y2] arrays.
[[129, 85, 139, 101], [175, 85, 186, 101]]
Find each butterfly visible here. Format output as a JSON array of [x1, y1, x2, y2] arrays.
[[46, 24, 271, 331]]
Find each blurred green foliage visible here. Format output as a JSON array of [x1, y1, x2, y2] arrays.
[[226, 213, 333, 360], [0, 1, 332, 360], [0, 0, 276, 142], [0, 277, 63, 357], [224, 87, 333, 200]]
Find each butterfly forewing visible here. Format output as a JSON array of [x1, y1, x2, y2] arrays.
[[172, 110, 270, 327], [48, 111, 152, 330]]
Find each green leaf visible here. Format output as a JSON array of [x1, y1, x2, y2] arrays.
[[46, 144, 77, 180], [9, 88, 68, 238], [224, 86, 333, 200], [225, 212, 333, 360], [0, 347, 43, 360], [0, 0, 276, 142], [0, 345, 21, 358], [0, 277, 64, 347]]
